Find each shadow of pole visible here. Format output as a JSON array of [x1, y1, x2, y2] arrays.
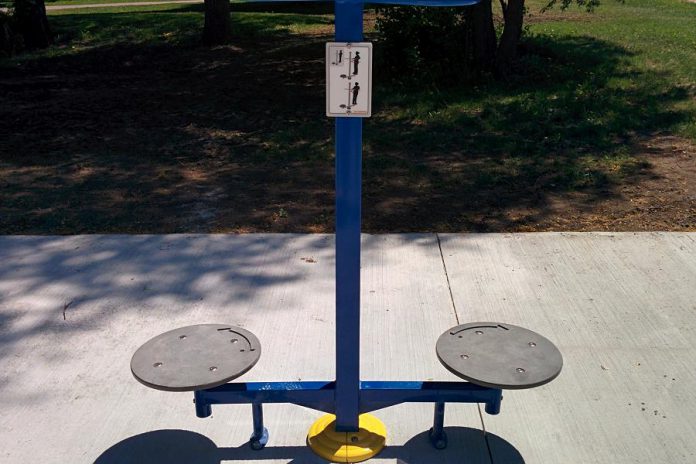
[[94, 427, 525, 464]]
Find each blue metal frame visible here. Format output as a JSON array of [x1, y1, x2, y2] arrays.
[[193, 0, 490, 451], [331, 0, 482, 433], [194, 381, 501, 417], [334, 0, 365, 434], [193, 380, 502, 448]]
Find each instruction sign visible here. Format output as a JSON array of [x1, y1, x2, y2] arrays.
[[326, 42, 372, 118]]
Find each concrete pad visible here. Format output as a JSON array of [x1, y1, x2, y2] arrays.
[[0, 234, 489, 464], [360, 234, 489, 463], [0, 234, 339, 464], [1, 233, 694, 464], [439, 232, 696, 464]]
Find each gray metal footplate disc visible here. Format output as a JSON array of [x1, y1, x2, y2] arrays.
[[131, 324, 261, 392], [436, 322, 562, 389]]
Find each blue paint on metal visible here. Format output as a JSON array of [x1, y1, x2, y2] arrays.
[[196, 381, 337, 413], [333, 0, 365, 433], [433, 401, 445, 432], [358, 381, 502, 413], [250, 403, 269, 450], [189, 0, 492, 441], [484, 387, 502, 414], [429, 401, 447, 448], [194, 390, 212, 418], [194, 381, 503, 420], [252, 403, 265, 438]]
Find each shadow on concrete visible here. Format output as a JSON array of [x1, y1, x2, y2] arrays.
[[0, 234, 450, 394], [0, 234, 334, 387], [94, 427, 525, 464]]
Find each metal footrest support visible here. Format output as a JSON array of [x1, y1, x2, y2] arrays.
[[193, 380, 502, 450], [250, 403, 269, 450], [429, 401, 448, 449], [195, 381, 502, 417]]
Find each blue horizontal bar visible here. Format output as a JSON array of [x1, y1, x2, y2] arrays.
[[195, 381, 337, 416], [360, 381, 502, 414], [237, 0, 329, 2], [194, 380, 502, 418], [236, 0, 481, 6]]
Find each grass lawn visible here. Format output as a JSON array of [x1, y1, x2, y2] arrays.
[[525, 0, 696, 139], [0, 0, 694, 233]]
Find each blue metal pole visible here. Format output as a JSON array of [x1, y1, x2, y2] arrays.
[[252, 403, 265, 439], [194, 390, 212, 418], [334, 0, 364, 432], [430, 401, 447, 449], [433, 401, 445, 434], [250, 402, 269, 450]]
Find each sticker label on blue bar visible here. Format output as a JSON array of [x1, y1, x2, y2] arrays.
[[326, 42, 372, 118]]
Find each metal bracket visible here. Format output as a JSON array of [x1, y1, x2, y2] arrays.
[[194, 380, 502, 450]]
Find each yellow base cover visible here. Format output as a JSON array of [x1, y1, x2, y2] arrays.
[[307, 413, 387, 463]]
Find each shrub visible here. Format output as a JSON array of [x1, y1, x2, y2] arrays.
[[375, 7, 480, 85]]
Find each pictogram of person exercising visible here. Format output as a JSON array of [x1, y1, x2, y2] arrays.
[[352, 51, 361, 76], [352, 82, 360, 106]]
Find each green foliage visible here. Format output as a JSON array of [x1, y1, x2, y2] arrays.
[[543, 0, 602, 11], [376, 1, 622, 84], [374, 6, 478, 85]]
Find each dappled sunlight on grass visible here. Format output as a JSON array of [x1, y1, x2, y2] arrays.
[[0, 1, 694, 233]]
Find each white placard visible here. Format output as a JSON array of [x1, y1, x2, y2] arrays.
[[326, 42, 372, 118]]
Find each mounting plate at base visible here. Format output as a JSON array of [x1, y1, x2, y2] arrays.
[[307, 413, 386, 463]]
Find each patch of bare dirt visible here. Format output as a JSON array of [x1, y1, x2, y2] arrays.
[[499, 136, 696, 231]]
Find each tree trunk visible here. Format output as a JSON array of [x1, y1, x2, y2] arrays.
[[202, 0, 231, 45], [1, 14, 14, 54], [496, 0, 525, 71], [14, 0, 51, 49], [470, 0, 497, 71]]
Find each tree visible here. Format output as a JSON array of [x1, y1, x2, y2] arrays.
[[13, 0, 51, 49], [470, 0, 497, 69], [494, 0, 601, 70], [202, 0, 231, 45], [495, 0, 526, 71], [376, 0, 605, 80], [1, 11, 16, 55]]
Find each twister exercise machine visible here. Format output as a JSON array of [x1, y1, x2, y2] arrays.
[[131, 1, 563, 461]]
